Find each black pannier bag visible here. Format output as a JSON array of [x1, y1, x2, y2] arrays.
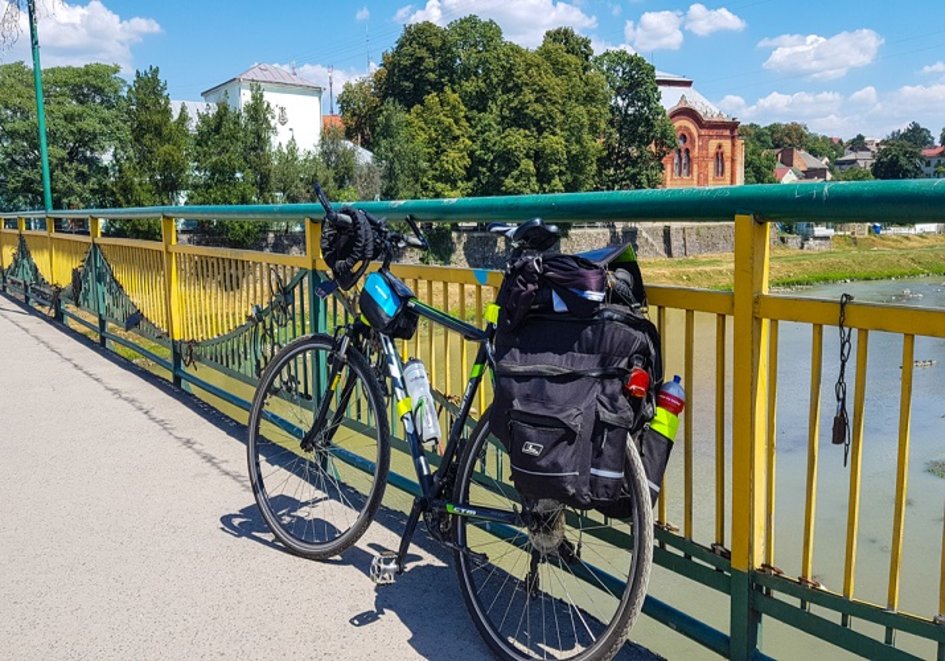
[[490, 247, 662, 511], [358, 271, 419, 340]]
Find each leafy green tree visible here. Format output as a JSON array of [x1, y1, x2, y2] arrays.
[[940, 126, 945, 147], [888, 121, 934, 149], [410, 90, 472, 197], [846, 133, 869, 152], [768, 122, 808, 149], [541, 27, 593, 69], [271, 137, 308, 203], [338, 76, 381, 148], [0, 62, 124, 210], [593, 50, 675, 190], [189, 100, 253, 205], [837, 166, 873, 181], [318, 124, 358, 199], [108, 67, 190, 239], [872, 140, 922, 179], [379, 21, 450, 109], [372, 100, 426, 200], [241, 86, 275, 202], [744, 143, 777, 184]]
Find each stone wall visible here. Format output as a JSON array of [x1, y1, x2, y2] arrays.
[[180, 221, 739, 269]]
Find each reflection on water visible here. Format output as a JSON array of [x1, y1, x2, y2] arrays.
[[648, 276, 945, 660]]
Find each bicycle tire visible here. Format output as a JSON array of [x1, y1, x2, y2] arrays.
[[452, 410, 653, 660], [247, 333, 390, 559]]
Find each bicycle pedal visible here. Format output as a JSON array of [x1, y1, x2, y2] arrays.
[[370, 551, 399, 585]]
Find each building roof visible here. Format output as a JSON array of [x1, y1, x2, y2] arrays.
[[655, 71, 730, 120], [170, 100, 210, 128], [202, 64, 322, 97], [323, 114, 344, 133], [921, 146, 945, 158], [836, 150, 874, 164]]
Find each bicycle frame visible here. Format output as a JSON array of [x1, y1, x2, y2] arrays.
[[318, 286, 525, 571]]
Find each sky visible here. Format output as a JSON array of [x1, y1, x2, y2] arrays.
[[1, 0, 944, 140]]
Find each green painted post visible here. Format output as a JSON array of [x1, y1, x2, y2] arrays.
[[27, 0, 53, 212]]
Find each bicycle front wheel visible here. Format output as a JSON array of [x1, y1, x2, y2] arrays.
[[247, 333, 390, 559], [452, 412, 653, 660]]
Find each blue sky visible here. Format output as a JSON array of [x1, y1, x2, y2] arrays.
[[2, 0, 944, 139]]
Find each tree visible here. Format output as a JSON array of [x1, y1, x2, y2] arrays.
[[837, 166, 873, 181], [593, 50, 675, 190], [0, 62, 124, 210], [887, 121, 934, 149], [846, 133, 869, 152], [338, 76, 381, 148], [270, 137, 308, 203], [769, 122, 808, 149], [872, 140, 922, 179], [108, 67, 190, 239], [744, 143, 777, 184], [940, 126, 945, 147], [541, 27, 593, 69], [410, 90, 472, 197], [241, 86, 275, 202], [379, 21, 450, 109], [372, 100, 426, 200]]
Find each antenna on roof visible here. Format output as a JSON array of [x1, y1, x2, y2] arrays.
[[328, 66, 334, 115]]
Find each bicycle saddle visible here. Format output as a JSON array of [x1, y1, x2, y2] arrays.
[[487, 218, 560, 251]]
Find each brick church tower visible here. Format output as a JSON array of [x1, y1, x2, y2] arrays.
[[656, 72, 744, 188]]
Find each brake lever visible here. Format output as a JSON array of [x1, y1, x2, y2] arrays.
[[313, 182, 352, 228], [404, 214, 428, 249]]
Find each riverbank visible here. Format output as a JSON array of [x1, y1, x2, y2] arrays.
[[642, 233, 945, 290]]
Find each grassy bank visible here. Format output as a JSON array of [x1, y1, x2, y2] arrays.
[[642, 233, 945, 290]]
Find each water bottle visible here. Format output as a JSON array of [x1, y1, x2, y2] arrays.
[[651, 375, 686, 441], [403, 358, 440, 449]]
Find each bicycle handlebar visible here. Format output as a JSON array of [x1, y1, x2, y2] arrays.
[[314, 182, 352, 228]]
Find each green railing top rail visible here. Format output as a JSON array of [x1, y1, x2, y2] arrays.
[[2, 179, 944, 224]]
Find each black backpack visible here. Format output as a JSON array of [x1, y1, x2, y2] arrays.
[[489, 246, 663, 512]]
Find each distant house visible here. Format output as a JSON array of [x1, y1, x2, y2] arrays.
[[834, 150, 875, 173], [776, 147, 831, 181], [201, 64, 324, 152], [774, 166, 801, 184], [656, 72, 744, 188], [921, 146, 945, 178]]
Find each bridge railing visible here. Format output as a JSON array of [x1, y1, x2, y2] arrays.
[[2, 180, 944, 660]]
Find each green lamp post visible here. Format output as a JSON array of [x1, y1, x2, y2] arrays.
[[27, 0, 53, 212]]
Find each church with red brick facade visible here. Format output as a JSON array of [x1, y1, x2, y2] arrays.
[[656, 72, 744, 188]]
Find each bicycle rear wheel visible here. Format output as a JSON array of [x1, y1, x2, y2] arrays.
[[452, 413, 653, 660], [247, 334, 390, 559]]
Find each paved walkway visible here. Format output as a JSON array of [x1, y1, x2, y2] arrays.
[[0, 294, 659, 660]]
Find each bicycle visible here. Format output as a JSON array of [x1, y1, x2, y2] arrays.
[[246, 186, 654, 660]]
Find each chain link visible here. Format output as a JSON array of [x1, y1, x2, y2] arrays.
[[833, 293, 854, 466]]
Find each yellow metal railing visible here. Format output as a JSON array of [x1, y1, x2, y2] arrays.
[[2, 193, 944, 659]]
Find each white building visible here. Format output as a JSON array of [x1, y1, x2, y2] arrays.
[[201, 64, 323, 153]]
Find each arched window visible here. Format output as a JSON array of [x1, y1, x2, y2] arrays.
[[673, 149, 681, 176], [682, 148, 691, 177], [715, 147, 725, 177]]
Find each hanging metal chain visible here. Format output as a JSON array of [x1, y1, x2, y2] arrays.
[[832, 293, 854, 466]]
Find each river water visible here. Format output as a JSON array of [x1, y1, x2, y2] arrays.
[[638, 276, 945, 660]]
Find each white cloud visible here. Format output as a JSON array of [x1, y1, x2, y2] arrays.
[[759, 29, 883, 81], [684, 4, 745, 37], [716, 84, 945, 139], [355, 7, 370, 22], [848, 86, 877, 106], [717, 94, 748, 117], [275, 62, 372, 114], [590, 37, 634, 55], [394, 0, 597, 48], [625, 10, 683, 51], [920, 61, 945, 74], [0, 0, 160, 74]]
